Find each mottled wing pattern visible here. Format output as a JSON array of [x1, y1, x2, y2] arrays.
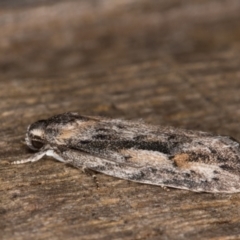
[[17, 112, 240, 193], [52, 115, 240, 193]]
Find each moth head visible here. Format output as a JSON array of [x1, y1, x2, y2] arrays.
[[25, 120, 46, 151], [25, 112, 88, 151]]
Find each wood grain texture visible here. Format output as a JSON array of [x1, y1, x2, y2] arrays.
[[1, 0, 240, 239]]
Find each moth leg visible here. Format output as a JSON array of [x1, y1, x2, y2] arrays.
[[45, 149, 66, 162], [12, 151, 47, 164], [82, 168, 99, 189], [12, 149, 65, 165]]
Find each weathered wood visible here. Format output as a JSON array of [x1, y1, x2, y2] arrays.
[[1, 0, 240, 239]]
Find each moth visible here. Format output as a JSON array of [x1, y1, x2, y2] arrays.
[[13, 112, 240, 193]]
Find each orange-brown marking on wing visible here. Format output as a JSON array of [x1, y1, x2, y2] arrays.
[[58, 129, 78, 139], [56, 120, 97, 144], [173, 153, 190, 169]]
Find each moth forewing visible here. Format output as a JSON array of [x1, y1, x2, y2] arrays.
[[13, 112, 240, 193]]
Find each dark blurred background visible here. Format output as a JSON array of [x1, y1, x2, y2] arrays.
[[1, 0, 240, 77]]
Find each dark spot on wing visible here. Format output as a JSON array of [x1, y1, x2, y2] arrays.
[[80, 140, 91, 144], [210, 148, 217, 154], [136, 141, 170, 153], [128, 171, 145, 181], [147, 167, 157, 173], [93, 134, 111, 140], [217, 155, 229, 162], [167, 134, 176, 140], [116, 123, 125, 129], [220, 164, 233, 171]]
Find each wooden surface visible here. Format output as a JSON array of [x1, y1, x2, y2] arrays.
[[1, 0, 240, 239]]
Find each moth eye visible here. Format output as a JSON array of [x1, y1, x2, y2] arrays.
[[31, 140, 44, 149]]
